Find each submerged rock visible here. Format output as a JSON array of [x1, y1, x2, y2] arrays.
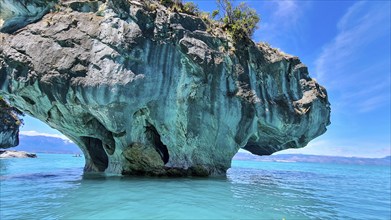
[[0, 150, 37, 158], [0, 0, 330, 176]]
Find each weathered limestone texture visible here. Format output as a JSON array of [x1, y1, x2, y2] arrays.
[[0, 97, 20, 148], [0, 0, 330, 176]]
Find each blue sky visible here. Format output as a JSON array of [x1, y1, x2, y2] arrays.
[[21, 0, 390, 158]]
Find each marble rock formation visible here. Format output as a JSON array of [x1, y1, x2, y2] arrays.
[[0, 97, 20, 148], [0, 150, 37, 158], [0, 0, 330, 176]]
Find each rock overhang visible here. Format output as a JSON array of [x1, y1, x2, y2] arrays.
[[0, 0, 330, 176]]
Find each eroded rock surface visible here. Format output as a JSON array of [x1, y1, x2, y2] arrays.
[[0, 97, 20, 148], [0, 0, 330, 176]]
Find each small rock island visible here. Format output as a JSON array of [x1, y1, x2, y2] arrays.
[[0, 0, 330, 176], [0, 150, 37, 158]]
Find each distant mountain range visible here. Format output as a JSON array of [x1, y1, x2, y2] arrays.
[[234, 152, 391, 166], [14, 135, 82, 154], [13, 135, 390, 166]]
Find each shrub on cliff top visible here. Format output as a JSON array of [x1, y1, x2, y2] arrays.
[[159, 0, 199, 15], [183, 2, 199, 15], [213, 0, 260, 41], [145, 0, 260, 42]]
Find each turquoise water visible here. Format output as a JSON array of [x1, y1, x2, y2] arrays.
[[1, 154, 390, 219]]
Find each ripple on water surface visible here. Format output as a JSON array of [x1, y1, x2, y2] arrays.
[[0, 154, 390, 219]]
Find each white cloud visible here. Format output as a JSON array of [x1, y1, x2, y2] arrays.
[[273, 0, 300, 22], [255, 0, 309, 52], [315, 5, 388, 80], [314, 1, 390, 113], [275, 138, 391, 158], [356, 92, 390, 113], [336, 1, 366, 31], [20, 130, 73, 143]]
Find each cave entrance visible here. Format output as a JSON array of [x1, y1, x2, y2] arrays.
[[81, 136, 108, 171], [145, 124, 169, 164]]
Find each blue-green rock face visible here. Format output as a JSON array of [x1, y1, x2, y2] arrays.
[[0, 0, 330, 176], [0, 98, 20, 148]]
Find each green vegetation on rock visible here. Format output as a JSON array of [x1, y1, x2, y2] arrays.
[[214, 0, 260, 41], [146, 0, 260, 42]]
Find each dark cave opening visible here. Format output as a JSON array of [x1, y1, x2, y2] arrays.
[[145, 124, 169, 164], [21, 96, 36, 105], [242, 141, 274, 156], [83, 115, 116, 156], [81, 136, 108, 171]]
